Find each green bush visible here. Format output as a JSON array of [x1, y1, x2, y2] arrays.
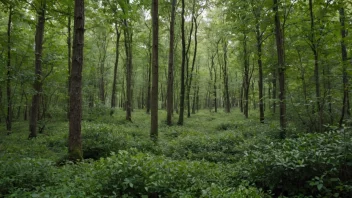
[[0, 158, 55, 196], [5, 150, 265, 198], [163, 131, 245, 162], [241, 131, 352, 197], [98, 150, 265, 197]]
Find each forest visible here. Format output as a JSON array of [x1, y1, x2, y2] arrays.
[[0, 0, 352, 197]]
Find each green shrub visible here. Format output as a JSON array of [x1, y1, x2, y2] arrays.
[[98, 150, 264, 197], [241, 131, 352, 197], [163, 131, 245, 162], [0, 158, 55, 196]]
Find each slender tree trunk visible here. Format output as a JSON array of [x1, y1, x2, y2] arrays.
[[256, 24, 264, 123], [111, 23, 121, 112], [166, 0, 176, 125], [339, 6, 350, 127], [187, 13, 198, 118], [68, 0, 85, 161], [185, 2, 195, 119], [243, 34, 249, 118], [67, 13, 72, 120], [273, 0, 286, 136], [309, 0, 322, 132], [223, 39, 230, 113], [272, 69, 277, 114], [177, 0, 186, 125], [192, 64, 200, 114], [6, 6, 13, 133], [124, 19, 132, 121], [98, 34, 108, 105], [146, 50, 152, 114], [24, 94, 28, 121], [29, 0, 46, 139], [212, 55, 218, 113], [192, 87, 196, 114], [150, 0, 159, 140]]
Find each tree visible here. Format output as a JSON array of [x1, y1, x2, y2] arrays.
[[108, 0, 122, 114], [273, 0, 286, 136], [222, 38, 230, 113], [68, 0, 85, 161], [249, 0, 269, 123], [338, 3, 350, 127], [121, 0, 133, 122], [177, 0, 186, 125], [150, 0, 159, 141], [6, 4, 13, 134], [166, 0, 176, 126], [308, 0, 322, 132], [29, 0, 47, 139]]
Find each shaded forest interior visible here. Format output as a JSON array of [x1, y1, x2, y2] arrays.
[[1, 0, 352, 197]]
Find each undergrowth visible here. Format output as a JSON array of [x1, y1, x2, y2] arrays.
[[0, 109, 351, 197]]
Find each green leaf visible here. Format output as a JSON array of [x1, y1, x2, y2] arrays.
[[317, 183, 323, 191]]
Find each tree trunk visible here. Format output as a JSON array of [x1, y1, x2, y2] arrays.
[[124, 19, 133, 121], [273, 0, 286, 136], [166, 0, 176, 125], [309, 0, 322, 132], [98, 34, 108, 105], [187, 11, 198, 118], [67, 13, 72, 120], [222, 39, 231, 113], [212, 55, 218, 113], [177, 0, 186, 125], [339, 6, 350, 127], [68, 0, 85, 161], [146, 49, 152, 114], [29, 0, 46, 139], [6, 5, 13, 134], [256, 24, 264, 123], [111, 22, 121, 112], [243, 33, 249, 118], [150, 0, 159, 141]]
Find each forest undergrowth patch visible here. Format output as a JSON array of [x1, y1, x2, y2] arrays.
[[1, 109, 351, 197]]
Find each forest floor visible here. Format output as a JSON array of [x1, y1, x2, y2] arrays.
[[0, 109, 351, 197]]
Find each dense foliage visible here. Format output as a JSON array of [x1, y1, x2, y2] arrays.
[[1, 0, 352, 197], [1, 110, 351, 197]]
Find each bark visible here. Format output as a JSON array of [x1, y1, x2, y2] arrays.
[[273, 0, 286, 135], [98, 33, 109, 104], [146, 50, 152, 114], [339, 6, 350, 127], [309, 0, 323, 132], [192, 64, 200, 114], [272, 69, 277, 114], [187, 12, 198, 118], [150, 0, 159, 141], [67, 13, 72, 120], [111, 22, 121, 111], [256, 24, 264, 123], [166, 0, 176, 125], [68, 0, 85, 161], [177, 0, 186, 125], [211, 55, 218, 113], [243, 34, 249, 118], [6, 5, 13, 133], [29, 0, 46, 139], [124, 20, 133, 121], [222, 39, 230, 113]]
